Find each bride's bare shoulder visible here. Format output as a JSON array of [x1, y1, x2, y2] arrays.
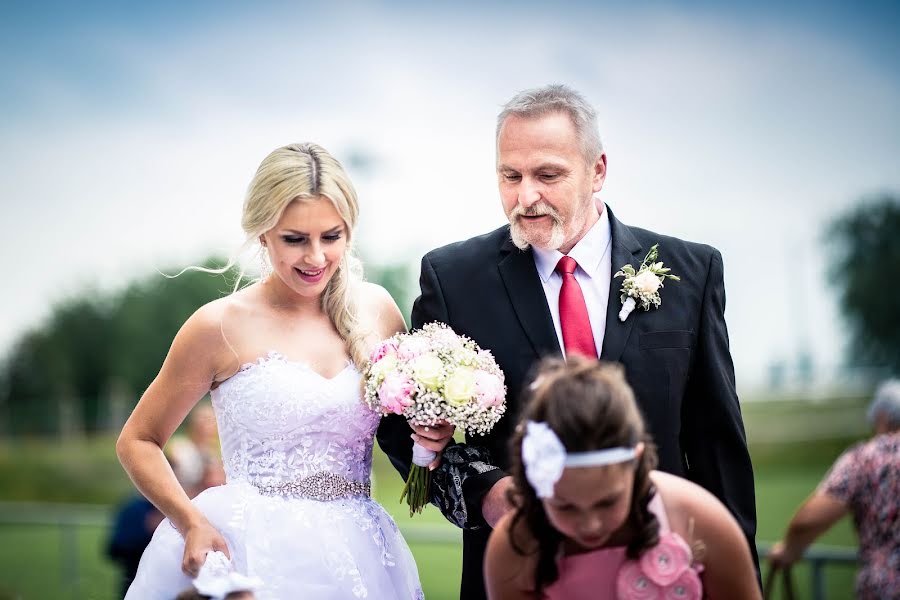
[[183, 286, 270, 364], [189, 286, 260, 328], [357, 282, 406, 339]]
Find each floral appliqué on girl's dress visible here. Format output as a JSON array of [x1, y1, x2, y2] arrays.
[[615, 532, 703, 599]]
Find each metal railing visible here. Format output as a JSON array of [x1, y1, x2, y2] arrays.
[[758, 542, 858, 600], [0, 502, 857, 600]]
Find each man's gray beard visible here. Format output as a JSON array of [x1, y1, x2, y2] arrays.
[[509, 219, 566, 251]]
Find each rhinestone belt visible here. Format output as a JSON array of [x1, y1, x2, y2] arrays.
[[252, 471, 371, 501]]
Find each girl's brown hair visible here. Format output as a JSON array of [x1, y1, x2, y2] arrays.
[[507, 356, 660, 593]]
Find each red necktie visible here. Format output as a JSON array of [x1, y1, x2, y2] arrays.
[[555, 256, 597, 359]]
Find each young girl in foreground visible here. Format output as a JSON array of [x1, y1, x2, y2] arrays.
[[485, 357, 760, 600]]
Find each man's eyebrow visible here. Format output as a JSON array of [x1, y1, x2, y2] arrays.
[[533, 162, 567, 171], [497, 162, 567, 172]]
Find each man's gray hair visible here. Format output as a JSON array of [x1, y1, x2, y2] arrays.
[[868, 378, 900, 430], [496, 84, 603, 165]]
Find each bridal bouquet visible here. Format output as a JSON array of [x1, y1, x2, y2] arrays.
[[365, 322, 507, 515]]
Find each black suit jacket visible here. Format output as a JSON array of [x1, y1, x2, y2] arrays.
[[377, 205, 758, 599]]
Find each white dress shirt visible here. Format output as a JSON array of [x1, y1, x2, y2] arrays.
[[531, 204, 612, 358]]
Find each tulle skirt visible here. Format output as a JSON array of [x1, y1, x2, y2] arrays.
[[125, 482, 423, 599]]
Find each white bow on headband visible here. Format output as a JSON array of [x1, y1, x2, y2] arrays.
[[521, 421, 639, 499]]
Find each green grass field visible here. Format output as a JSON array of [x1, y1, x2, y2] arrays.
[[0, 395, 867, 599]]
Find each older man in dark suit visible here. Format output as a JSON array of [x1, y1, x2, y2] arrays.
[[377, 84, 758, 600]]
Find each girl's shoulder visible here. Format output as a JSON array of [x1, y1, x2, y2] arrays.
[[485, 511, 540, 594], [650, 470, 746, 552], [650, 472, 761, 598], [650, 470, 725, 530]]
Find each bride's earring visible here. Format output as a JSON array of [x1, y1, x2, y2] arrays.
[[259, 246, 273, 279]]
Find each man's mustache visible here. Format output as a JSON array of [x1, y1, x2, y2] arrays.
[[511, 203, 561, 220]]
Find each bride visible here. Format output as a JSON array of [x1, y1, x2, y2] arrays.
[[116, 143, 454, 599]]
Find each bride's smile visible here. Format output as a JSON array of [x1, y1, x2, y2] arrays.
[[260, 195, 348, 298]]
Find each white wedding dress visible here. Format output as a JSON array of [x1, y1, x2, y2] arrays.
[[125, 351, 423, 599]]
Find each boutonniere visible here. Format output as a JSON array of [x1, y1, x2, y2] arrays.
[[614, 243, 680, 322]]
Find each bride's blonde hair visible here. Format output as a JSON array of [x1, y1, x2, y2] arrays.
[[250, 143, 368, 368], [194, 143, 369, 368]]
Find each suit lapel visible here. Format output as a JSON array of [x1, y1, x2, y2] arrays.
[[600, 206, 643, 362], [497, 236, 561, 358]]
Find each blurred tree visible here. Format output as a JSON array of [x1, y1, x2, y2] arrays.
[[108, 259, 239, 398], [4, 330, 63, 435], [825, 194, 900, 372], [1, 259, 238, 435]]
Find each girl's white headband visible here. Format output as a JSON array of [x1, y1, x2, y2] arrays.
[[521, 420, 638, 499]]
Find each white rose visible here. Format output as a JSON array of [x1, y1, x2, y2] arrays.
[[369, 354, 398, 382], [633, 271, 662, 294], [412, 354, 444, 390], [445, 367, 476, 406]]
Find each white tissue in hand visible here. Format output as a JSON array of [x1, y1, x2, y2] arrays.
[[194, 550, 261, 599]]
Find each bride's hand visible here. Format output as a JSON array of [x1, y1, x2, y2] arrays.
[[181, 519, 231, 577], [410, 420, 456, 470]]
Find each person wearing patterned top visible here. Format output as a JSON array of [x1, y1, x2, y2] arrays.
[[769, 379, 900, 599]]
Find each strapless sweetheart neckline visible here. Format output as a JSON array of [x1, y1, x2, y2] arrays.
[[226, 350, 356, 384]]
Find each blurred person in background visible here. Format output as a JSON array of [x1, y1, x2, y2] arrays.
[[769, 379, 900, 599], [166, 403, 225, 498], [107, 493, 164, 598], [108, 405, 224, 597]]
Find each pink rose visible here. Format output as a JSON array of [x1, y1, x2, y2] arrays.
[[474, 370, 505, 408], [616, 560, 661, 600], [378, 372, 415, 415], [397, 337, 430, 361], [661, 568, 702, 600], [639, 533, 692, 586], [370, 339, 398, 364]]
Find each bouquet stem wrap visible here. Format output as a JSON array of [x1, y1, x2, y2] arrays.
[[401, 443, 436, 515]]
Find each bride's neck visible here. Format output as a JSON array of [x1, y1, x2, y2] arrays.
[[258, 276, 325, 316]]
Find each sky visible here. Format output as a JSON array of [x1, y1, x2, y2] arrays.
[[1, 0, 898, 391]]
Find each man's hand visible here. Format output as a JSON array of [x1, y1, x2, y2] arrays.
[[410, 420, 455, 470], [767, 540, 801, 569], [482, 476, 515, 528]]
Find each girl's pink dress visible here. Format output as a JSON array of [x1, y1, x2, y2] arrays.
[[543, 494, 703, 599]]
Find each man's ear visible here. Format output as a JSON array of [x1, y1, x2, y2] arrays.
[[592, 154, 607, 193]]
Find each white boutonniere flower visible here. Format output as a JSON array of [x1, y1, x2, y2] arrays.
[[614, 244, 680, 322]]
